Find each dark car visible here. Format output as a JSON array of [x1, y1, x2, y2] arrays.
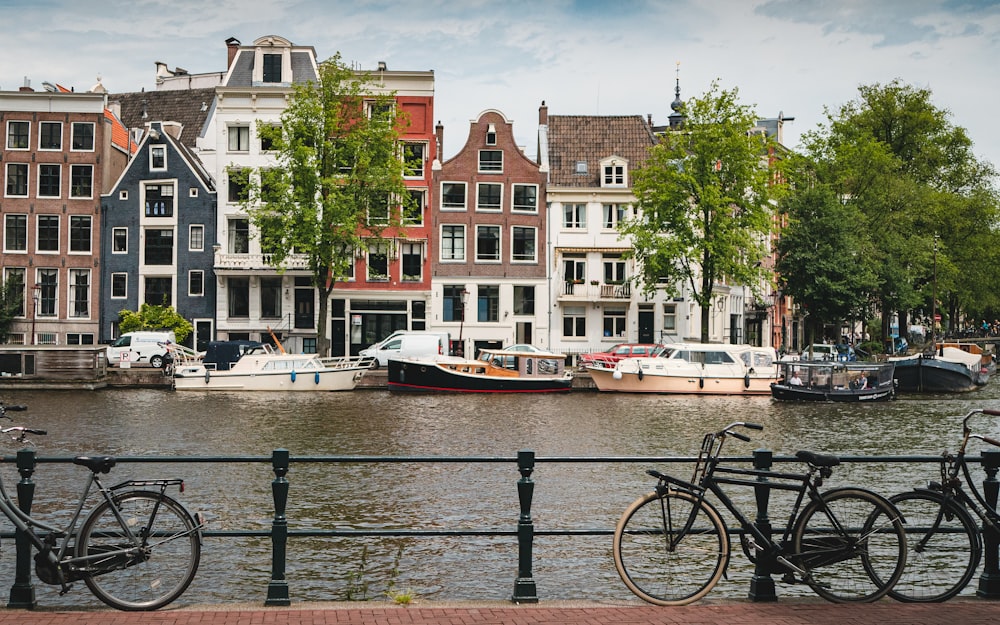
[[578, 343, 663, 369]]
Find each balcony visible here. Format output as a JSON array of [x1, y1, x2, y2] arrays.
[[215, 253, 310, 271], [558, 281, 631, 301]]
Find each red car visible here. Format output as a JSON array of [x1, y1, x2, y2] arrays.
[[579, 343, 664, 369]]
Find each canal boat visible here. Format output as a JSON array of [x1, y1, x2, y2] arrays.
[[171, 341, 373, 391], [584, 343, 780, 395], [888, 345, 991, 393], [387, 346, 573, 393], [770, 360, 896, 402]]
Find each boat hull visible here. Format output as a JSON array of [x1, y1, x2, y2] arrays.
[[387, 359, 572, 393], [587, 367, 776, 395], [173, 366, 367, 391], [770, 383, 895, 402], [891, 356, 984, 393]]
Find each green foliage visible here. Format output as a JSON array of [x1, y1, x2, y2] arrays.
[[622, 81, 782, 342], [244, 52, 410, 356], [118, 304, 192, 343], [0, 279, 24, 343]]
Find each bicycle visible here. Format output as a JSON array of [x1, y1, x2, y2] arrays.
[[0, 402, 204, 610], [887, 408, 1000, 602], [613, 421, 907, 605]]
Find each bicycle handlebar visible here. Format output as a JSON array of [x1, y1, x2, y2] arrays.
[[719, 421, 764, 442], [962, 409, 1000, 450]]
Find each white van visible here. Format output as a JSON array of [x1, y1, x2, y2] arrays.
[[360, 331, 450, 368], [106, 331, 176, 368]]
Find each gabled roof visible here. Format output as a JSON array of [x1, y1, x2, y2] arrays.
[[547, 115, 656, 187], [104, 108, 137, 156], [109, 88, 216, 149]]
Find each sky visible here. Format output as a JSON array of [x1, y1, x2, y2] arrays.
[[2, 0, 999, 167]]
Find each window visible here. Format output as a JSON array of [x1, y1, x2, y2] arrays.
[[443, 285, 466, 322], [486, 124, 497, 146], [5, 163, 28, 196], [562, 306, 586, 338], [69, 216, 92, 253], [39, 122, 61, 150], [4, 268, 25, 316], [38, 164, 60, 197], [441, 182, 467, 210], [228, 277, 249, 317], [37, 269, 57, 317], [512, 185, 538, 212], [403, 143, 425, 178], [6, 121, 28, 149], [228, 125, 251, 152], [603, 256, 626, 283], [366, 241, 389, 281], [513, 285, 535, 315], [476, 225, 500, 262], [441, 225, 465, 261], [189, 225, 205, 251], [70, 165, 93, 198], [144, 183, 174, 217], [144, 276, 172, 306], [262, 53, 282, 83], [189, 270, 204, 297], [367, 101, 394, 125], [69, 269, 90, 318], [260, 125, 279, 151], [144, 229, 174, 265], [401, 242, 422, 281], [603, 161, 626, 186], [563, 203, 587, 229], [228, 168, 249, 203], [111, 273, 128, 298], [404, 189, 425, 225], [476, 183, 502, 211], [260, 277, 282, 318], [229, 218, 249, 253], [563, 256, 586, 283], [603, 308, 627, 338], [511, 226, 536, 262], [478, 149, 503, 172], [37, 215, 59, 252], [149, 145, 166, 170], [5, 215, 27, 252], [366, 193, 390, 225], [603, 203, 627, 229], [663, 303, 677, 332], [477, 285, 499, 322], [71, 122, 94, 151], [574, 160, 588, 175], [112, 227, 128, 253], [66, 333, 95, 345]]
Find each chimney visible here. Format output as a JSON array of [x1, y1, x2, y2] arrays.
[[19, 76, 33, 92], [226, 37, 241, 69], [538, 100, 548, 125], [435, 120, 444, 159]]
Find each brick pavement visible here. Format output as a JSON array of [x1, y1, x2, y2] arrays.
[[0, 600, 996, 625]]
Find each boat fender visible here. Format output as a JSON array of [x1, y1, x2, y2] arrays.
[[204, 369, 210, 384], [637, 368, 644, 381], [612, 370, 623, 380], [315, 372, 320, 384], [291, 370, 297, 383], [744, 374, 751, 388], [699, 377, 704, 389]]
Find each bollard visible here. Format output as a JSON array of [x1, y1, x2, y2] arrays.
[[511, 449, 538, 603], [977, 449, 1000, 598], [265, 448, 291, 606], [7, 448, 37, 609], [748, 448, 777, 602]]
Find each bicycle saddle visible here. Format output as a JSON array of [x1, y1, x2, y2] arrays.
[[795, 450, 840, 467], [73, 456, 117, 474]]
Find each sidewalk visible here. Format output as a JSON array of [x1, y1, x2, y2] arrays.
[[0, 599, 996, 625]]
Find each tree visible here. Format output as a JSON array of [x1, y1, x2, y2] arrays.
[[622, 81, 780, 342], [118, 303, 192, 343], [245, 53, 410, 356], [0, 279, 24, 343], [775, 184, 878, 345]]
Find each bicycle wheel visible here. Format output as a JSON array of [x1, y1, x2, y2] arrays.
[[76, 491, 200, 611], [613, 489, 729, 605], [792, 488, 906, 602], [888, 489, 981, 602]]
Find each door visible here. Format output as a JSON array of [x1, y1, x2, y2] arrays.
[[638, 309, 654, 343]]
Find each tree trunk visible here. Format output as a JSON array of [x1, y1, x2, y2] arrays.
[[316, 286, 332, 357]]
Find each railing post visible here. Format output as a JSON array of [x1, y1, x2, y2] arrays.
[[266, 448, 291, 606], [748, 448, 777, 602], [511, 449, 538, 603], [977, 449, 1000, 598], [7, 448, 37, 609]]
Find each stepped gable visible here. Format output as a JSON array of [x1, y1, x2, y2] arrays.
[[109, 88, 216, 148], [547, 115, 656, 187]]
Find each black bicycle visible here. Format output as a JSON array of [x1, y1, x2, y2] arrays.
[[0, 402, 204, 610], [888, 408, 1000, 602], [613, 421, 908, 605]]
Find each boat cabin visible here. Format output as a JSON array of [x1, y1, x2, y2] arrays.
[[780, 361, 892, 391]]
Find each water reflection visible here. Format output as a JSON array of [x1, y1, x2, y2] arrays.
[[0, 383, 998, 607]]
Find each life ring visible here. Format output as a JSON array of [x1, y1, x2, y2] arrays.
[[291, 370, 297, 382], [637, 368, 644, 381]]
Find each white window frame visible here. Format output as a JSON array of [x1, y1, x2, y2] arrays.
[[603, 203, 627, 229], [403, 142, 426, 179], [228, 125, 251, 152], [602, 308, 627, 339], [5, 120, 29, 150], [512, 184, 538, 213], [71, 122, 95, 152], [36, 164, 61, 198], [440, 224, 466, 262], [69, 215, 92, 254], [111, 273, 128, 299], [68, 268, 91, 319], [189, 225, 205, 252], [112, 227, 128, 254], [4, 163, 28, 197], [478, 149, 503, 173], [36, 214, 60, 254], [476, 182, 502, 212], [562, 305, 587, 338], [475, 225, 501, 263], [70, 164, 94, 199], [563, 203, 587, 229], [404, 189, 425, 226], [601, 157, 627, 187], [440, 182, 467, 211], [3, 214, 27, 253], [511, 226, 537, 263], [188, 270, 205, 296], [149, 145, 167, 171], [38, 121, 62, 151]]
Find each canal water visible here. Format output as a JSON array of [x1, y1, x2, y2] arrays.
[[1, 382, 999, 608]]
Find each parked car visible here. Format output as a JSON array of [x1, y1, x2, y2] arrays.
[[804, 343, 857, 362], [578, 343, 663, 369]]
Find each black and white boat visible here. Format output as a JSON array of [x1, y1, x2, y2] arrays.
[[889, 345, 991, 393], [770, 360, 896, 402]]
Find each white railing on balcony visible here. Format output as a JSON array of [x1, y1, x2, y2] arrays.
[[215, 253, 311, 270]]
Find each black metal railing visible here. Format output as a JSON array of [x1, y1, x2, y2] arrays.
[[2, 449, 999, 607]]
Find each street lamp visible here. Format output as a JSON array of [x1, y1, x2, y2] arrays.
[[30, 283, 41, 345], [457, 289, 470, 357]]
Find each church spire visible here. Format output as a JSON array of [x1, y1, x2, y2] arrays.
[[669, 61, 684, 129]]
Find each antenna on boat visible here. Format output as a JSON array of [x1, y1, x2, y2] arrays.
[[267, 326, 287, 354]]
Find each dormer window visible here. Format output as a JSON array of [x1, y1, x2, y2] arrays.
[[600, 156, 627, 187], [575, 160, 588, 175], [262, 53, 282, 83], [486, 123, 497, 146]]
